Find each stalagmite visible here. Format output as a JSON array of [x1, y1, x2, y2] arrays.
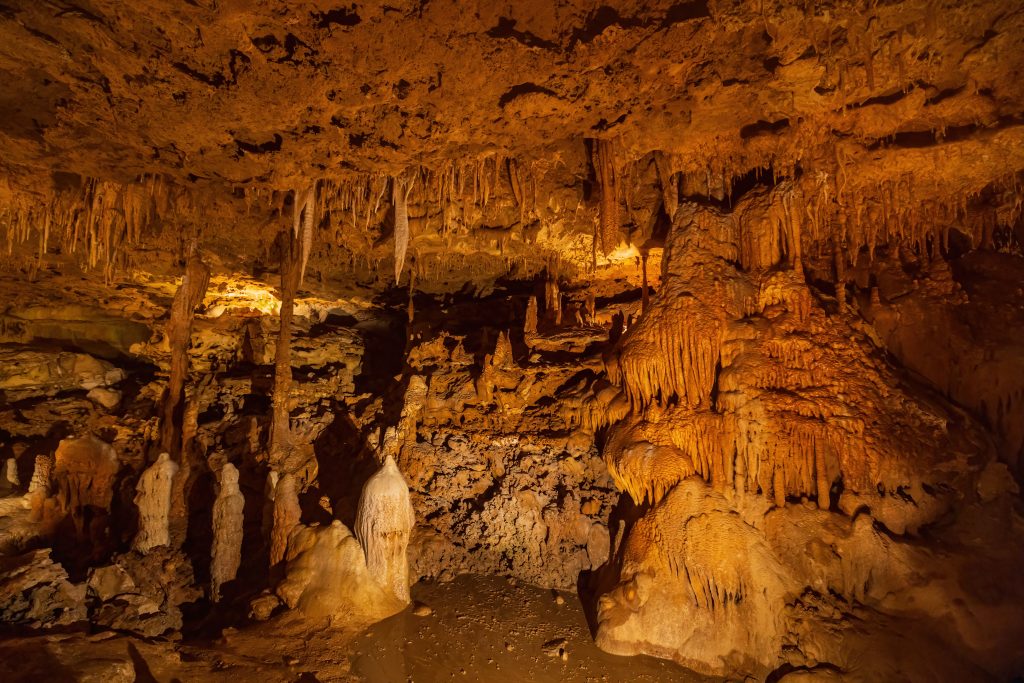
[[4, 458, 18, 489], [262, 469, 279, 543], [27, 454, 53, 519], [133, 452, 178, 553], [354, 456, 416, 604], [270, 473, 301, 568], [211, 463, 244, 602], [525, 296, 538, 337], [544, 275, 562, 325]]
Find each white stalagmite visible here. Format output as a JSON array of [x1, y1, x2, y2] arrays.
[[133, 452, 178, 553], [211, 463, 244, 602], [4, 457, 18, 488], [355, 455, 416, 604], [393, 178, 409, 284]]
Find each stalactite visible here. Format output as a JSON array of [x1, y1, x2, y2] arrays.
[[594, 138, 620, 256], [293, 183, 317, 285], [654, 152, 680, 222], [393, 176, 409, 284]]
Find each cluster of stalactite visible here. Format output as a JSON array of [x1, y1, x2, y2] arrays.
[[0, 175, 179, 278], [601, 184, 988, 525], [2, 142, 1019, 294]]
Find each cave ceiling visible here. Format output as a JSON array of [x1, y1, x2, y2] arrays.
[[1, 0, 1021, 192]]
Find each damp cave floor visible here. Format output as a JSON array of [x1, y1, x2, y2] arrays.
[[351, 574, 713, 683], [0, 573, 715, 682]]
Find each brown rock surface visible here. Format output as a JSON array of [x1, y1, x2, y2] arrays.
[[0, 1, 1022, 680]]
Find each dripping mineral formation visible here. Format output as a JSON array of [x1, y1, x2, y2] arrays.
[[0, 1, 1022, 681]]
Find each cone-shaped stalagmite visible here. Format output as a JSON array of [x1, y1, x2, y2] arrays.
[[355, 456, 416, 604]]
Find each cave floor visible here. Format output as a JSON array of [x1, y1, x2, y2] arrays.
[[0, 574, 713, 682], [352, 574, 712, 682]]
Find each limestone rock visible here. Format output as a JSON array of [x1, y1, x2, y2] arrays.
[[277, 520, 404, 623], [88, 547, 201, 637], [0, 347, 123, 401], [87, 387, 122, 410], [53, 435, 119, 538], [0, 549, 86, 628]]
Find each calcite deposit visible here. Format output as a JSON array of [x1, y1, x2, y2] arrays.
[[0, 0, 1022, 680]]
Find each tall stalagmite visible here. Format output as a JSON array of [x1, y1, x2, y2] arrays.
[[210, 463, 244, 602], [133, 453, 178, 554], [355, 456, 416, 604]]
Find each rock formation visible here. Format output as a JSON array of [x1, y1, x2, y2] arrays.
[[592, 189, 1024, 679], [53, 436, 119, 542], [132, 453, 178, 554], [0, 0, 1021, 679], [277, 520, 404, 622], [210, 463, 244, 602]]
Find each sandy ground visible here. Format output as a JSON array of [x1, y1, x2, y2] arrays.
[[0, 574, 713, 682]]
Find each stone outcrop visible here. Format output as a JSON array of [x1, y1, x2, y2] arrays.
[[0, 550, 86, 628], [87, 547, 201, 637], [277, 520, 404, 623]]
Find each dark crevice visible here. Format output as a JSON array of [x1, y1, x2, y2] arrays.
[[926, 84, 966, 106], [313, 6, 362, 29], [661, 0, 711, 27], [865, 115, 1024, 150], [498, 82, 558, 108], [848, 87, 909, 109], [739, 118, 790, 139], [172, 62, 226, 88], [235, 134, 283, 155], [486, 17, 559, 51], [567, 6, 645, 50]]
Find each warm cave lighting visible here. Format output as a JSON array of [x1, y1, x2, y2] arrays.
[[0, 1, 1022, 681]]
